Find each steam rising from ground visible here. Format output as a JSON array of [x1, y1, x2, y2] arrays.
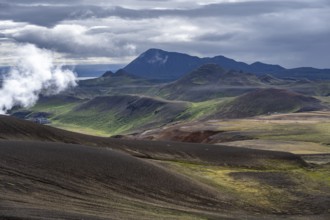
[[0, 44, 77, 114]]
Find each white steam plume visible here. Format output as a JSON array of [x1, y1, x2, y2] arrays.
[[0, 44, 77, 114]]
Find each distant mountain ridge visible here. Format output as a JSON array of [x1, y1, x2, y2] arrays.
[[123, 48, 330, 81]]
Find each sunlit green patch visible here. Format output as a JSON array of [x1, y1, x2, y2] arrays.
[[162, 161, 330, 213]]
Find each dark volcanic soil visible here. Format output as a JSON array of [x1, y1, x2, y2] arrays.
[[1, 116, 329, 219], [0, 140, 228, 219]]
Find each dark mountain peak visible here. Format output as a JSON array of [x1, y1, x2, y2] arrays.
[[202, 55, 249, 72], [141, 48, 167, 55], [123, 48, 330, 81], [250, 61, 285, 73], [176, 63, 260, 87], [141, 48, 199, 59], [210, 55, 239, 63], [137, 48, 169, 65], [251, 61, 265, 66], [124, 48, 202, 81], [102, 70, 115, 77]]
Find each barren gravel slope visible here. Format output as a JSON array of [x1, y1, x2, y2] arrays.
[[0, 140, 233, 219]]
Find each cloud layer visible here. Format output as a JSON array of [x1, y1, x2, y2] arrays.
[[0, 0, 329, 68]]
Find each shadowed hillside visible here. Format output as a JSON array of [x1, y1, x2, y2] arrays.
[[159, 64, 264, 101], [210, 88, 325, 118], [55, 94, 188, 135], [0, 140, 228, 219], [70, 69, 158, 99]]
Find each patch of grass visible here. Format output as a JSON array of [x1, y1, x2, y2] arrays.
[[164, 161, 330, 214], [316, 96, 330, 105], [255, 122, 330, 145], [223, 139, 330, 154], [30, 102, 79, 116], [54, 108, 158, 136], [176, 98, 231, 121], [51, 122, 111, 137], [22, 94, 190, 136], [300, 167, 330, 188], [211, 118, 330, 145], [165, 162, 290, 211]]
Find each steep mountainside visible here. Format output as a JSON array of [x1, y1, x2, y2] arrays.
[[124, 48, 203, 81]]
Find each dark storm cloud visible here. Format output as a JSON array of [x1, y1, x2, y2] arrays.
[[0, 0, 82, 4], [0, 1, 321, 27], [195, 33, 236, 42], [0, 3, 99, 26], [0, 0, 329, 68]]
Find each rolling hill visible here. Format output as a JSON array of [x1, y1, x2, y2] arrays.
[[158, 64, 265, 101], [52, 94, 189, 135], [11, 86, 328, 137], [71, 69, 157, 98], [1, 115, 330, 219], [210, 88, 325, 119], [0, 115, 303, 168], [80, 69, 146, 87]]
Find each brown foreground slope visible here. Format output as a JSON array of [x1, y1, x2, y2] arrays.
[[0, 140, 230, 219], [1, 116, 330, 219]]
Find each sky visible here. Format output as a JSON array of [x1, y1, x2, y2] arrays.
[[0, 0, 329, 68]]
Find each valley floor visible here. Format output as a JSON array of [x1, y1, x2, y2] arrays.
[[126, 111, 330, 160]]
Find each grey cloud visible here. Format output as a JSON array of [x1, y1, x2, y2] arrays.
[[7, 25, 136, 57], [0, 0, 329, 68], [0, 3, 75, 26], [75, 1, 322, 20], [1, 0, 82, 4], [195, 33, 236, 42], [0, 1, 322, 27]]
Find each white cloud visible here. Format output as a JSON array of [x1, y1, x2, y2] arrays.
[[0, 44, 77, 114]]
